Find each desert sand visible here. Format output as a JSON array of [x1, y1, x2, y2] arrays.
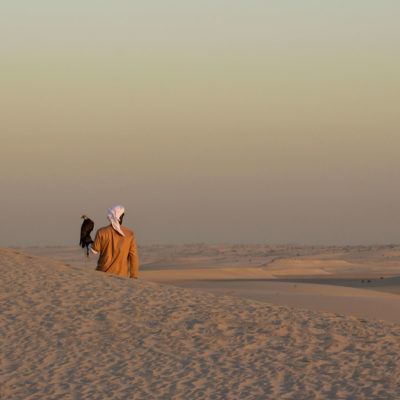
[[1, 244, 400, 399], [20, 243, 400, 323]]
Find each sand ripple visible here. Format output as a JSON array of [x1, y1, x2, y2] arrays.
[[1, 247, 400, 399]]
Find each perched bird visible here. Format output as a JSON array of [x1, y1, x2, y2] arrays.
[[80, 215, 94, 256]]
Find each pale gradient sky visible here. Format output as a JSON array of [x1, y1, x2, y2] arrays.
[[1, 1, 399, 246]]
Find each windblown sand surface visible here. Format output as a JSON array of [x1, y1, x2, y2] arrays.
[[2, 245, 400, 399], [20, 244, 400, 323]]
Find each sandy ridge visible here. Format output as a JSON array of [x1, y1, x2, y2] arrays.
[[1, 247, 400, 399]]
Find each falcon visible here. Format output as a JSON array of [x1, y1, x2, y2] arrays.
[[80, 215, 94, 256]]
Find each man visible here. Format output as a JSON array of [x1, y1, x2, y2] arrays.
[[90, 205, 139, 279]]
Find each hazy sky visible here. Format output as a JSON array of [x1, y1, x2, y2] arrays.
[[1, 1, 399, 246]]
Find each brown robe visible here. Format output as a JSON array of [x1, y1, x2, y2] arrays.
[[91, 225, 139, 278]]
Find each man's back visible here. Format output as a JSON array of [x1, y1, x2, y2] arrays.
[[91, 225, 138, 278]]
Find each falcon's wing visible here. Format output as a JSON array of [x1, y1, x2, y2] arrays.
[[80, 219, 94, 247]]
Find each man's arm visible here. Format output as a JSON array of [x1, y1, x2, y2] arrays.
[[89, 230, 101, 255], [129, 233, 139, 279]]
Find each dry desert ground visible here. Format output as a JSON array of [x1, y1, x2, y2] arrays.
[[1, 244, 400, 399]]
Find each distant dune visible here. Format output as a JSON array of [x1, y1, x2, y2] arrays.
[[1, 246, 400, 399]]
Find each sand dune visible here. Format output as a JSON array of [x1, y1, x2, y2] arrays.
[[17, 244, 400, 323], [2, 246, 400, 399], [163, 279, 400, 324]]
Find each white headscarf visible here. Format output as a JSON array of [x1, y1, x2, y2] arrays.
[[107, 205, 125, 236]]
